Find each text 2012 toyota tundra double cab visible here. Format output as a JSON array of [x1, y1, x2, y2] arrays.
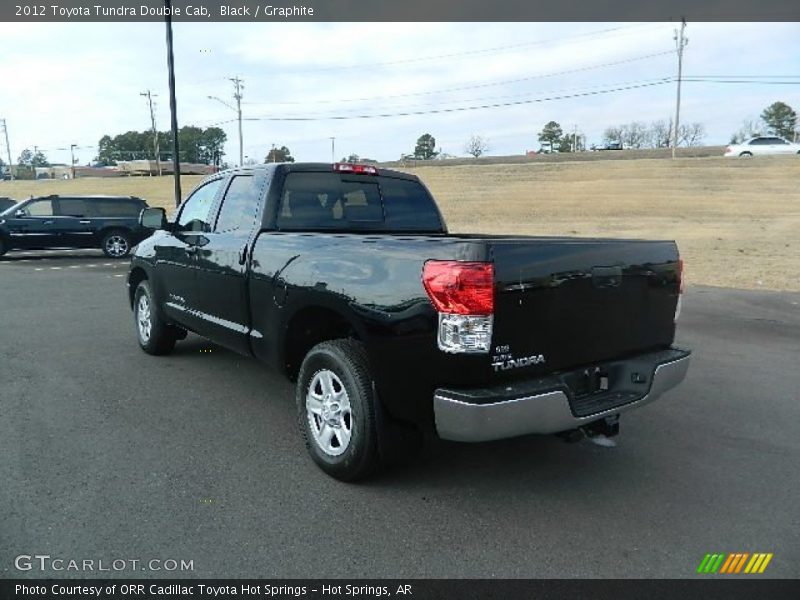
[[128, 163, 690, 481]]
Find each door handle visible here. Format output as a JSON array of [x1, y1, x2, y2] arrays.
[[79, 220, 91, 224], [43, 220, 54, 225]]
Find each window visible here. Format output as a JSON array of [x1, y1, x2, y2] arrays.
[[278, 173, 383, 230], [215, 176, 259, 232], [26, 199, 54, 216], [750, 138, 771, 145], [92, 199, 144, 217], [57, 198, 90, 217], [381, 178, 442, 231], [178, 179, 224, 231]]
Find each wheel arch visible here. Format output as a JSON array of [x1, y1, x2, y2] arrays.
[[282, 304, 366, 382]]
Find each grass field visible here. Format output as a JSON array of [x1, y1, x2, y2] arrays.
[[3, 155, 799, 291]]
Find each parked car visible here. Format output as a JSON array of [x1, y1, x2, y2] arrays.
[[0, 195, 150, 258], [0, 197, 17, 213], [725, 136, 800, 157], [128, 163, 690, 481]]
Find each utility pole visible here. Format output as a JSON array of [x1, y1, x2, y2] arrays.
[[164, 0, 181, 207], [230, 76, 244, 167], [672, 17, 688, 159], [70, 144, 77, 179], [0, 119, 12, 177], [140, 90, 162, 176], [270, 143, 276, 162], [330, 137, 335, 163]]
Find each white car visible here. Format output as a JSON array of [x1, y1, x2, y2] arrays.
[[725, 136, 800, 157]]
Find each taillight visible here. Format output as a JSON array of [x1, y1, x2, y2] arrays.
[[422, 261, 494, 354], [333, 163, 378, 175]]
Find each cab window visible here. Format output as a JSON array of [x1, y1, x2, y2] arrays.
[[215, 176, 259, 232], [178, 179, 224, 231]]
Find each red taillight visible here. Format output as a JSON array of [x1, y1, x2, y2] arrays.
[[333, 163, 378, 175], [422, 261, 494, 315], [678, 258, 685, 294]]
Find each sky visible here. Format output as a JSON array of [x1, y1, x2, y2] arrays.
[[0, 21, 798, 166]]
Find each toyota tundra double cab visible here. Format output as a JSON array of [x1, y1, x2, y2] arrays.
[[127, 163, 690, 481]]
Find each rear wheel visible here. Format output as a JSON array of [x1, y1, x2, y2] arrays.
[[296, 339, 381, 481], [739, 151, 753, 158], [134, 280, 177, 355], [102, 229, 132, 258], [0, 237, 6, 257]]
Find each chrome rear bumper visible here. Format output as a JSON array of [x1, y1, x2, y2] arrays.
[[434, 348, 690, 442]]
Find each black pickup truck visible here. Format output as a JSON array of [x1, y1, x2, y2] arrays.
[[128, 163, 690, 481]]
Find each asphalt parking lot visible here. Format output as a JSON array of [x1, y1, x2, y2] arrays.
[[1, 250, 799, 579]]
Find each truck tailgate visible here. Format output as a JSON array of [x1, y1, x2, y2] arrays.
[[487, 237, 681, 377]]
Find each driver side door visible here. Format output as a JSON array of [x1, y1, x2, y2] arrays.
[[154, 177, 225, 333]]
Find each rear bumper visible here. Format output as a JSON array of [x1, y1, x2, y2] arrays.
[[433, 347, 690, 442]]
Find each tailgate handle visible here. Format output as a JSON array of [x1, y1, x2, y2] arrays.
[[592, 266, 622, 288]]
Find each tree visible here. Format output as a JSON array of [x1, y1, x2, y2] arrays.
[[341, 153, 361, 163], [264, 146, 294, 163], [603, 126, 623, 144], [678, 122, 706, 147], [761, 102, 797, 140], [17, 149, 34, 166], [464, 135, 489, 158], [649, 119, 673, 148], [538, 121, 563, 146], [729, 119, 762, 144], [31, 151, 49, 167], [620, 122, 648, 149], [413, 133, 438, 160]]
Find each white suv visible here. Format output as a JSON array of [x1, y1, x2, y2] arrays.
[[725, 136, 800, 157]]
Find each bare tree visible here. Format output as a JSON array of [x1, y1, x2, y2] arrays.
[[730, 119, 762, 144], [649, 119, 673, 148], [464, 135, 490, 158], [678, 122, 706, 147], [603, 126, 623, 144], [620, 122, 648, 149]]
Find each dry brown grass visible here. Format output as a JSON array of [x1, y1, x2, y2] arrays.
[[3, 156, 799, 290]]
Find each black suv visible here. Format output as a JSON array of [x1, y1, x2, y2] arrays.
[[0, 195, 149, 258]]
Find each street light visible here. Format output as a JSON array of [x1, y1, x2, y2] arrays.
[[208, 93, 243, 167]]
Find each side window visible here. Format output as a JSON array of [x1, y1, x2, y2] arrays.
[[57, 198, 89, 217], [215, 176, 259, 233], [178, 179, 224, 231], [381, 178, 443, 231], [750, 138, 769, 145], [26, 200, 54, 216]]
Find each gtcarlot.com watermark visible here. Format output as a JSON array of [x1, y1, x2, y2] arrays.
[[14, 554, 194, 573]]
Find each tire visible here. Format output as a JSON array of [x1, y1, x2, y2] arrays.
[[101, 229, 132, 258], [134, 280, 177, 355], [0, 237, 6, 257], [739, 151, 752, 158], [296, 339, 380, 481]]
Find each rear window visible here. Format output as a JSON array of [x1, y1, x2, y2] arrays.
[[277, 172, 442, 232], [91, 199, 144, 217]]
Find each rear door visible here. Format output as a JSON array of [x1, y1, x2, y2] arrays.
[[54, 197, 95, 247], [4, 199, 60, 249], [192, 174, 262, 353]]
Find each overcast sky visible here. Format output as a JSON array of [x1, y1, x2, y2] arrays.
[[0, 21, 798, 166]]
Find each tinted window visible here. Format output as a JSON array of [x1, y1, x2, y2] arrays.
[[92, 199, 144, 217], [278, 172, 441, 232], [215, 176, 259, 232], [57, 198, 90, 217], [26, 199, 54, 216], [381, 178, 442, 231], [750, 138, 770, 145], [178, 179, 223, 231]]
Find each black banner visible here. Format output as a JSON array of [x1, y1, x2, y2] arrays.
[[2, 580, 800, 600], [2, 0, 799, 22]]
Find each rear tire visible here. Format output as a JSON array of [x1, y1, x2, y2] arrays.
[[296, 339, 381, 481], [134, 280, 177, 355], [739, 151, 752, 158], [0, 237, 6, 257], [102, 229, 132, 258]]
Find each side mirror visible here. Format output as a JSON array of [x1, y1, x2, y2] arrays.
[[140, 207, 167, 230], [15, 209, 26, 218]]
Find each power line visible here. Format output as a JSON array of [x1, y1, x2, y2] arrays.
[[242, 49, 676, 107], [240, 79, 673, 122]]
